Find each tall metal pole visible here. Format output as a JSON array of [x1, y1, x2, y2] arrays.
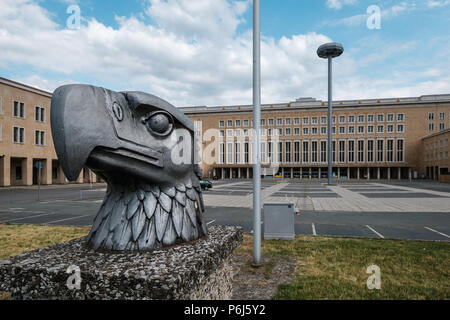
[[252, 0, 261, 266], [327, 57, 333, 185]]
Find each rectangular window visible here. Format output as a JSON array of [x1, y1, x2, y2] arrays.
[[348, 126, 354, 134], [311, 141, 318, 163], [278, 142, 283, 163], [303, 127, 309, 135], [339, 126, 345, 134], [368, 125, 374, 133], [260, 142, 266, 163], [339, 141, 345, 163], [285, 118, 291, 126], [428, 123, 434, 131], [439, 112, 445, 120], [387, 125, 394, 133], [387, 139, 394, 162], [311, 127, 318, 135], [320, 141, 327, 163], [377, 114, 384, 122], [260, 119, 266, 126], [13, 101, 25, 118], [243, 119, 249, 127], [244, 143, 249, 163], [332, 127, 336, 134], [219, 120, 225, 127], [268, 128, 273, 136], [227, 143, 233, 164], [303, 117, 309, 125], [277, 118, 283, 126], [285, 128, 291, 136], [311, 117, 318, 124], [285, 141, 291, 163], [13, 127, 25, 144], [377, 125, 384, 133], [332, 141, 336, 163], [294, 141, 300, 163], [268, 141, 274, 162], [428, 113, 434, 120], [321, 127, 327, 135], [268, 118, 274, 126], [278, 128, 283, 136], [397, 139, 404, 162], [294, 118, 300, 125], [235, 143, 241, 164], [227, 120, 233, 127], [368, 140, 374, 163], [358, 140, 364, 162], [368, 114, 374, 122], [358, 115, 365, 123], [219, 130, 225, 137], [321, 116, 327, 124], [358, 126, 364, 134], [377, 140, 384, 162], [348, 140, 355, 163], [439, 122, 445, 130], [387, 114, 394, 122], [348, 116, 355, 123], [339, 116, 345, 123], [219, 143, 225, 164], [397, 114, 404, 122], [235, 129, 241, 137], [235, 120, 241, 127], [302, 141, 309, 163], [227, 129, 233, 138], [294, 128, 300, 135]]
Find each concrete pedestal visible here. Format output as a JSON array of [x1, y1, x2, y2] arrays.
[[0, 226, 243, 300]]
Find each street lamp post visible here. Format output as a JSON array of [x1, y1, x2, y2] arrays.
[[252, 0, 261, 267], [317, 42, 344, 185]]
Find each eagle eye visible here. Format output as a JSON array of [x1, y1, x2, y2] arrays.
[[142, 111, 174, 137], [112, 102, 123, 121]]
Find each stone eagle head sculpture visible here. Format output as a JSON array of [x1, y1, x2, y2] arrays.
[[51, 84, 207, 251]]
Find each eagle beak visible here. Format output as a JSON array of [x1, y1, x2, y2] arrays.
[[51, 84, 115, 181]]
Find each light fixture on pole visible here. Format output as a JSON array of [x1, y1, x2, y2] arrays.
[[317, 42, 344, 185], [252, 0, 261, 267]]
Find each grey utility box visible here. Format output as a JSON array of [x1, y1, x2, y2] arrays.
[[263, 202, 295, 240]]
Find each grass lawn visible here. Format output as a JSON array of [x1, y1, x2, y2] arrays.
[[0, 223, 90, 300], [236, 234, 450, 300], [0, 224, 449, 300]]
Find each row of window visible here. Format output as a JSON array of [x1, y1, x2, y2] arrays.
[[426, 152, 449, 161], [218, 114, 406, 128], [11, 126, 46, 146], [8, 100, 46, 122], [218, 139, 405, 165], [425, 139, 449, 150], [219, 124, 405, 138], [428, 123, 446, 131], [428, 112, 447, 120]]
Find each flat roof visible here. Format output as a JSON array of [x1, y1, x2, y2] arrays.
[[0, 77, 53, 98]]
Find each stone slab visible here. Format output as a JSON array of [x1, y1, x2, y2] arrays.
[[0, 225, 243, 300]]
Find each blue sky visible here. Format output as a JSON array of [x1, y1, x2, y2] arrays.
[[1, 0, 449, 106]]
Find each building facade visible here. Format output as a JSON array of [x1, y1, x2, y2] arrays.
[[0, 77, 97, 187], [182, 95, 450, 181], [1, 77, 449, 186]]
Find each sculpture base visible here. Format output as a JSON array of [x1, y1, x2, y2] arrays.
[[0, 226, 243, 300]]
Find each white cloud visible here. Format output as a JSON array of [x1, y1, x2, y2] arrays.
[[427, 0, 450, 7], [326, 0, 358, 10], [0, 0, 448, 108]]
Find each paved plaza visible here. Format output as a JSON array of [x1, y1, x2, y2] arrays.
[[0, 179, 449, 241]]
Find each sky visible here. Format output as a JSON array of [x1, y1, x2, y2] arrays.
[[0, 0, 449, 107]]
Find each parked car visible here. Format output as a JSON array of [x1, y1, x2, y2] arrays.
[[200, 180, 213, 190]]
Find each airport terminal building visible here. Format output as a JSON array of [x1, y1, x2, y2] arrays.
[[0, 76, 449, 186]]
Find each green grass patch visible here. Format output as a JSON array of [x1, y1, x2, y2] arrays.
[[236, 234, 450, 300]]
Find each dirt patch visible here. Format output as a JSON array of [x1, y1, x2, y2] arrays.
[[231, 253, 297, 300]]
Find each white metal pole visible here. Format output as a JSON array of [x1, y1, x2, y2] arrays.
[[252, 0, 261, 266], [328, 57, 333, 185]]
